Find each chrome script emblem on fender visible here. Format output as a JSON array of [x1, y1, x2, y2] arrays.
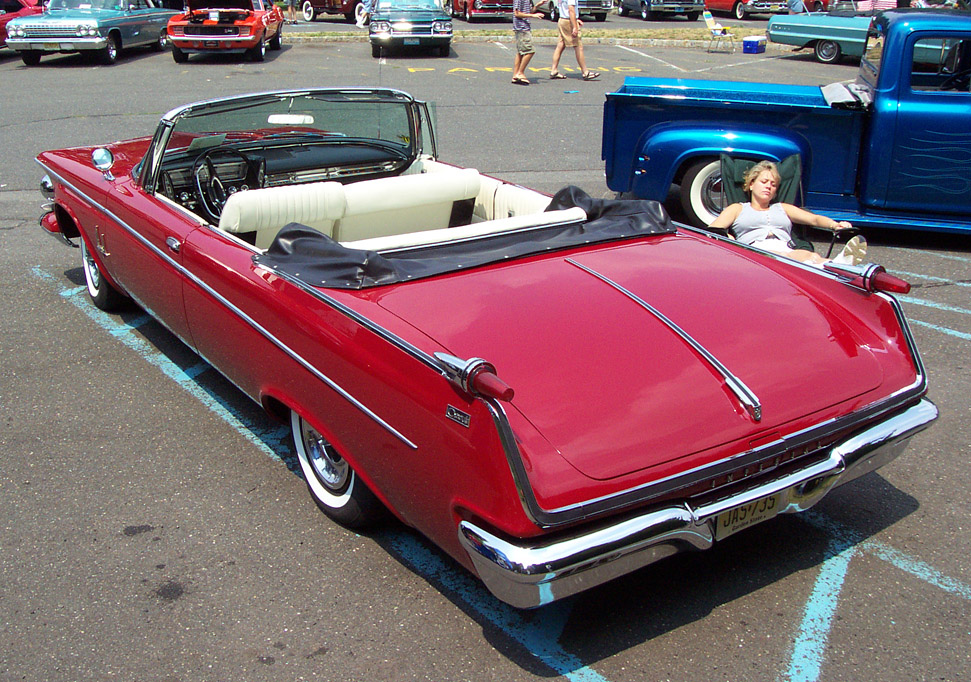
[[446, 405, 471, 428]]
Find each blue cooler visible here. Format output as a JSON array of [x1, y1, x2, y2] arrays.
[[743, 36, 766, 54]]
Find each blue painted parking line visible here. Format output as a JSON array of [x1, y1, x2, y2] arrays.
[[34, 265, 970, 681]]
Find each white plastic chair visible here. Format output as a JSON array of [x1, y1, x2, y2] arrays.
[[704, 10, 735, 53]]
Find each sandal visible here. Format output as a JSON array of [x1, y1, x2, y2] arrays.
[[833, 235, 868, 266], [582, 71, 600, 81], [550, 72, 566, 79], [511, 77, 530, 85]]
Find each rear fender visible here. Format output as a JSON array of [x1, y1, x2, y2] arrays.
[[629, 126, 806, 200]]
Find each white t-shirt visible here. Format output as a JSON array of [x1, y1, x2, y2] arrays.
[[557, 0, 575, 20]]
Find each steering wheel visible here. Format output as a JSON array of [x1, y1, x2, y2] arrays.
[[191, 148, 264, 223], [941, 66, 971, 91]]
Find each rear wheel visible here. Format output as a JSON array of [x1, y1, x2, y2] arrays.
[[302, 0, 316, 20], [618, 2, 629, 15], [812, 0, 823, 9], [464, 2, 473, 22], [152, 29, 167, 51], [549, 1, 558, 19], [732, 1, 746, 19], [269, 26, 282, 49], [814, 39, 842, 64], [640, 3, 649, 19], [21, 50, 41, 66], [291, 411, 385, 529], [98, 33, 119, 64], [81, 237, 126, 311], [680, 158, 726, 228]]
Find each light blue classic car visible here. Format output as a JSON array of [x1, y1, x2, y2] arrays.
[[766, 9, 873, 63], [5, 0, 176, 65]]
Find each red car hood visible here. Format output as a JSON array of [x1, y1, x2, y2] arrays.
[[379, 234, 899, 482]]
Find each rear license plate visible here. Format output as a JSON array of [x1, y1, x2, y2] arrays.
[[714, 493, 780, 540], [403, 38, 420, 45]]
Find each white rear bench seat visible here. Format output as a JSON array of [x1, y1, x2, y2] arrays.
[[218, 168, 481, 250], [343, 206, 588, 252]]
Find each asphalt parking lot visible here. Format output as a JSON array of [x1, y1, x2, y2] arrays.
[[1, 36, 969, 682]]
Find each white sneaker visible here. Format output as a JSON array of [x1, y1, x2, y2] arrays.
[[356, 15, 367, 27], [832, 235, 867, 265]]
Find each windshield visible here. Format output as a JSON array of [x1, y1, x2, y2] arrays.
[[374, 0, 443, 10], [164, 91, 417, 155], [48, 0, 124, 8]]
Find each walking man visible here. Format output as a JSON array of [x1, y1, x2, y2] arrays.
[[549, 0, 599, 81]]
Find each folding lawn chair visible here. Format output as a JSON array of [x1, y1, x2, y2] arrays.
[[704, 11, 735, 54]]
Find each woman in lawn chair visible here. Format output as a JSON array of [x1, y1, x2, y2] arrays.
[[709, 158, 867, 266]]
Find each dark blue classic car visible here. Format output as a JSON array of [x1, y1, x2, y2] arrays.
[[5, 0, 175, 65], [369, 0, 452, 57]]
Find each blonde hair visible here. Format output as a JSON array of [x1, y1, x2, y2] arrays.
[[742, 160, 781, 194]]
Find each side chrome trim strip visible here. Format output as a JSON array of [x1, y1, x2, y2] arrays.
[[566, 258, 762, 422], [36, 160, 416, 450]]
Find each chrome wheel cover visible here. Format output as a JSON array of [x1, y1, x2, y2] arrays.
[[300, 420, 350, 491], [81, 239, 102, 298]]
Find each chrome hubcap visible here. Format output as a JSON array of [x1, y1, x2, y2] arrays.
[[301, 421, 349, 490], [82, 241, 101, 291]]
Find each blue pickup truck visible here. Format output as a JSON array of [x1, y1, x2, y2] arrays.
[[602, 9, 971, 235]]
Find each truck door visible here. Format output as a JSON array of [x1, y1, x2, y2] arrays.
[[881, 35, 971, 216]]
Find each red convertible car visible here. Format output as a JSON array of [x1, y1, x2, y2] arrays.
[[167, 0, 283, 62], [37, 88, 936, 608]]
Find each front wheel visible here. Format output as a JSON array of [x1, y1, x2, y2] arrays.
[[81, 237, 126, 311], [172, 44, 187, 62], [594, 12, 607, 20], [639, 3, 649, 19], [548, 1, 558, 19], [685, 10, 699, 20], [152, 29, 167, 51], [21, 50, 42, 66], [98, 34, 119, 64], [302, 0, 316, 20], [732, 1, 746, 19], [291, 411, 385, 529], [248, 35, 266, 61], [617, 2, 629, 15], [680, 158, 726, 228], [371, 42, 381, 57], [814, 39, 842, 64]]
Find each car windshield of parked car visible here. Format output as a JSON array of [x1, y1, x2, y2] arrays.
[[164, 92, 416, 156], [374, 0, 442, 10], [47, 0, 124, 9]]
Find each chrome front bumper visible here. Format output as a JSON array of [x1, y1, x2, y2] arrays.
[[6, 36, 108, 51], [459, 398, 937, 609]]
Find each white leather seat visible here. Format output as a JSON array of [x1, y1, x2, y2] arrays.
[[218, 181, 346, 250], [335, 168, 481, 243], [343, 207, 588, 252]]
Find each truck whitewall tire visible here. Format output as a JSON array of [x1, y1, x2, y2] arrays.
[[681, 158, 725, 228]]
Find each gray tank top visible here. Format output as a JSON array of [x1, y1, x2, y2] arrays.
[[732, 203, 793, 246]]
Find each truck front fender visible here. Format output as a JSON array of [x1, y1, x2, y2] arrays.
[[627, 125, 807, 201]]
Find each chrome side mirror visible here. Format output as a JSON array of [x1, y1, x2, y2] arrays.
[[92, 148, 115, 181]]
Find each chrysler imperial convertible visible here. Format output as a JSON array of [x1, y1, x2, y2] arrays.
[[37, 88, 936, 608], [5, 0, 175, 65]]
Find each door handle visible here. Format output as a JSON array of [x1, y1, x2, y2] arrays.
[[165, 236, 181, 253]]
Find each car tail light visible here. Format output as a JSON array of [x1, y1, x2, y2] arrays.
[[823, 262, 911, 295], [434, 353, 515, 402]]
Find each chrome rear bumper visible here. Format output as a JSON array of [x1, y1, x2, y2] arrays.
[[459, 398, 937, 608]]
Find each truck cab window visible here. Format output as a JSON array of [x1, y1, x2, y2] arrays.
[[912, 37, 971, 93]]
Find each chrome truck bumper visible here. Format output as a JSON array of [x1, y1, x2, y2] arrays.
[[459, 398, 937, 609]]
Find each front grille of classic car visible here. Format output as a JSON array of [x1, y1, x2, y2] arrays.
[[19, 25, 78, 39], [182, 25, 242, 36]]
